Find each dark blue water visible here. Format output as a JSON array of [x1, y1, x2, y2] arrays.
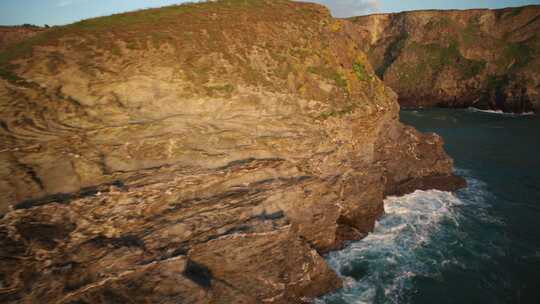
[[317, 108, 540, 304]]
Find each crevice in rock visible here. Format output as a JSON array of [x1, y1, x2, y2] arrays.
[[14, 179, 126, 210], [183, 259, 213, 288]]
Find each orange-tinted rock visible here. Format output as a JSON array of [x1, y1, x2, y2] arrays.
[[0, 1, 464, 302]]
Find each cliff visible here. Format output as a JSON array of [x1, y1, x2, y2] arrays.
[[0, 25, 47, 52], [0, 1, 464, 303], [348, 5, 540, 113]]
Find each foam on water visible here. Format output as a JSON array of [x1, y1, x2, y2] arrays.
[[467, 107, 535, 116], [316, 173, 500, 304]]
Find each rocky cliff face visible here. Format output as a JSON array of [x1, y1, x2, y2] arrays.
[[0, 26, 47, 52], [348, 5, 540, 113], [0, 1, 464, 303]]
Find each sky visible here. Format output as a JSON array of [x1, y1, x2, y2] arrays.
[[0, 0, 539, 26]]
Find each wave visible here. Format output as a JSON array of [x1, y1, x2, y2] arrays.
[[467, 107, 535, 116], [315, 174, 501, 304]]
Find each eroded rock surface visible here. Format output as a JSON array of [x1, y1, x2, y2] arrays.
[[0, 1, 464, 302], [348, 6, 540, 113]]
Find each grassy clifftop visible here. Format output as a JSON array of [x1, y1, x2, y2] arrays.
[[1, 0, 390, 118]]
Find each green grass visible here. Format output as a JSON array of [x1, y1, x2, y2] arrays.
[[424, 17, 453, 31], [67, 0, 272, 32], [396, 61, 430, 87], [307, 66, 348, 88], [0, 0, 350, 98], [333, 72, 348, 88], [497, 43, 532, 70], [204, 84, 235, 96], [0, 26, 76, 82], [277, 62, 294, 79], [125, 39, 140, 50], [318, 104, 355, 120], [289, 47, 311, 60], [149, 32, 172, 49], [506, 7, 524, 18], [405, 40, 485, 80], [0, 68, 24, 83], [0, 0, 275, 66], [353, 61, 369, 81], [111, 45, 122, 56], [461, 22, 479, 47], [433, 41, 460, 66], [0, 31, 51, 66], [462, 60, 487, 79]]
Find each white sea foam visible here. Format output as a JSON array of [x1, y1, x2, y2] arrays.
[[315, 173, 499, 304], [467, 107, 535, 116], [314, 190, 463, 304]]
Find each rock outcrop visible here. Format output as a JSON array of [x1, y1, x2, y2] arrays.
[[0, 1, 464, 302], [348, 5, 540, 113]]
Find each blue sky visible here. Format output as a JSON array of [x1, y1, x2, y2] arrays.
[[312, 0, 540, 17], [0, 0, 539, 26]]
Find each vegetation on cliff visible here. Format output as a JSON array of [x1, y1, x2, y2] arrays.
[[350, 5, 540, 113]]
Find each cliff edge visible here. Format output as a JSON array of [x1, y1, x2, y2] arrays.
[[0, 1, 464, 302]]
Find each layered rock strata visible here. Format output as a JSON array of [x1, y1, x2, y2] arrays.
[[0, 1, 464, 302]]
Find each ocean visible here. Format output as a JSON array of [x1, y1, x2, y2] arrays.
[[316, 108, 540, 304]]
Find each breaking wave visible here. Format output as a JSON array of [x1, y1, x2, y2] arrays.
[[315, 173, 502, 304], [467, 107, 535, 116]]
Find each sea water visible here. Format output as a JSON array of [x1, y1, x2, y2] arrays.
[[316, 108, 540, 304]]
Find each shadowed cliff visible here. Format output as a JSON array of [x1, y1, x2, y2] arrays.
[[348, 5, 540, 113]]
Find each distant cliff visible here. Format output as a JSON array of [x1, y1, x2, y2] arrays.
[[348, 5, 540, 113]]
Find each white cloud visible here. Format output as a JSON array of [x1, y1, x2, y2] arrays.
[[305, 0, 381, 17], [57, 0, 88, 7], [57, 0, 73, 7]]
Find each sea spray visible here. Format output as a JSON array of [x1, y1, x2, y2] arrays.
[[466, 107, 535, 116], [316, 173, 500, 304]]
